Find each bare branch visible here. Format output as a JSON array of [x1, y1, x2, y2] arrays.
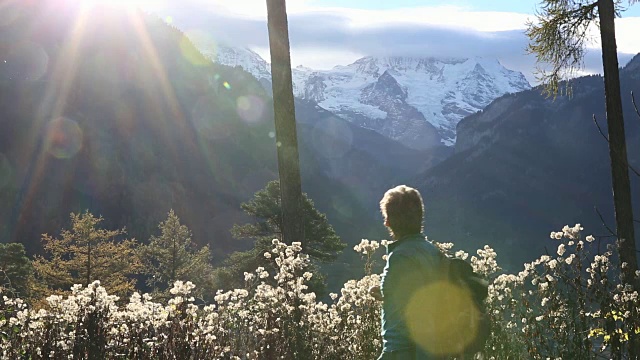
[[592, 114, 640, 178], [626, 162, 640, 178], [594, 206, 617, 238], [632, 91, 640, 119], [593, 114, 609, 142]]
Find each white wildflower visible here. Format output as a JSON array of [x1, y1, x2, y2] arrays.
[[565, 254, 576, 265]]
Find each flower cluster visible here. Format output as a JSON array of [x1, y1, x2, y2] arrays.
[[0, 239, 385, 359], [352, 239, 380, 255], [470, 245, 500, 277], [3, 223, 635, 359], [354, 239, 389, 275], [486, 224, 640, 359]]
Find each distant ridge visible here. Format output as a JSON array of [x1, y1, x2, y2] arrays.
[[191, 38, 531, 148]]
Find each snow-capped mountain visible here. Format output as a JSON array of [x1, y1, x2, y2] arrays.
[[195, 42, 272, 82], [293, 56, 531, 147], [192, 40, 531, 148]]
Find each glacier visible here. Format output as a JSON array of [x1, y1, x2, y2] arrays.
[[192, 40, 531, 147]]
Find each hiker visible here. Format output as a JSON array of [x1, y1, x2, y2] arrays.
[[370, 185, 444, 360], [371, 185, 489, 360]]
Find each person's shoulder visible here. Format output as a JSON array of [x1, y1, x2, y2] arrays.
[[417, 239, 442, 258], [392, 236, 440, 257]]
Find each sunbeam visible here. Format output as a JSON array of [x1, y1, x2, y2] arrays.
[[16, 5, 91, 229], [128, 13, 192, 153], [78, 0, 155, 11]]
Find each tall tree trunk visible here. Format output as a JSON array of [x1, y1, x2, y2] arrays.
[[87, 241, 91, 287], [598, 0, 638, 356], [172, 237, 177, 284], [598, 0, 638, 281], [266, 0, 305, 246]]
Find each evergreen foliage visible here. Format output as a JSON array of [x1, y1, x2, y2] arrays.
[[221, 180, 345, 293], [0, 243, 33, 298], [526, 0, 601, 96], [141, 210, 214, 300], [33, 211, 141, 297], [231, 180, 345, 262], [526, 0, 637, 95], [527, 0, 638, 295]]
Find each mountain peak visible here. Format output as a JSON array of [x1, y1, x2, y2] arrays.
[[295, 64, 313, 71], [195, 43, 531, 147], [191, 41, 271, 81], [348, 55, 471, 75], [622, 53, 640, 78], [371, 70, 407, 100]]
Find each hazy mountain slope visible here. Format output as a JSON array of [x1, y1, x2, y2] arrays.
[[0, 3, 281, 259], [414, 58, 640, 270], [0, 2, 444, 291], [193, 39, 531, 148]]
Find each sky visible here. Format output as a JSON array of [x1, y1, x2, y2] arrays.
[[143, 0, 640, 84]]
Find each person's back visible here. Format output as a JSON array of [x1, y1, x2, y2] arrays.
[[380, 233, 442, 359], [375, 185, 444, 360]]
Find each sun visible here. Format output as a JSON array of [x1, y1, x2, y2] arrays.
[[78, 0, 153, 10]]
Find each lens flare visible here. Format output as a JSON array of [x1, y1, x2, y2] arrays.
[[311, 116, 353, 159], [90, 52, 125, 102], [239, 168, 275, 194], [79, 0, 153, 10], [0, 2, 21, 27], [0, 153, 13, 190], [191, 96, 232, 140], [7, 41, 49, 81], [115, 102, 135, 136], [236, 95, 265, 124], [223, 81, 231, 90], [184, 29, 215, 51], [191, 96, 216, 139], [331, 196, 353, 218], [44, 117, 83, 159], [179, 36, 208, 66], [405, 281, 480, 356]]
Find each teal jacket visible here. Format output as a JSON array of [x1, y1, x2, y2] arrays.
[[380, 234, 442, 357]]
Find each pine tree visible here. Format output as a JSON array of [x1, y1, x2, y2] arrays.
[[231, 180, 345, 262], [222, 180, 345, 293], [141, 210, 213, 299], [0, 243, 33, 298], [33, 211, 141, 297]]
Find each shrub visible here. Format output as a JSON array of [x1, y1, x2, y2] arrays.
[[485, 224, 640, 359], [2, 223, 637, 359]]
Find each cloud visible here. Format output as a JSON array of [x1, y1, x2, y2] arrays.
[[315, 6, 533, 32], [152, 2, 640, 84]]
